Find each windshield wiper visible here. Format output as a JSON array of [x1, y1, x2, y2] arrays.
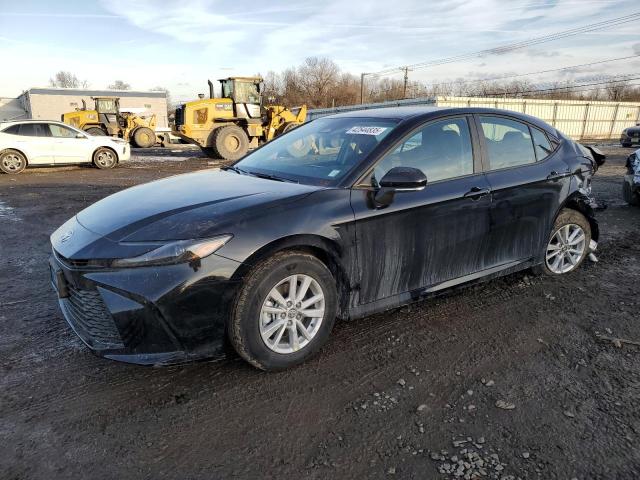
[[222, 165, 298, 183], [221, 165, 248, 175], [249, 172, 299, 183]]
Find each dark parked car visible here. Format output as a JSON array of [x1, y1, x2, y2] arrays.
[[621, 123, 640, 147], [50, 107, 604, 370], [623, 148, 640, 205]]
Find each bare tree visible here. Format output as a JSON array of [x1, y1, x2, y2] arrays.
[[604, 79, 631, 102], [107, 80, 131, 90], [298, 57, 340, 108], [49, 71, 88, 89]]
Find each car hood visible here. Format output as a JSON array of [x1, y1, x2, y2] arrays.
[[75, 169, 321, 242], [625, 127, 640, 135]]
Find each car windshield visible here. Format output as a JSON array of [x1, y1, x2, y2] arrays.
[[234, 117, 399, 186]]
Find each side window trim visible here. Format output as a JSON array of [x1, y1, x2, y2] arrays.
[[353, 114, 479, 188], [530, 126, 558, 162]]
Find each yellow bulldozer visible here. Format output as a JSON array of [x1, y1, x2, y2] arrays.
[[173, 77, 307, 161], [62, 97, 157, 148]]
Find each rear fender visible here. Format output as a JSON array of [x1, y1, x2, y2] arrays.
[[558, 191, 599, 243]]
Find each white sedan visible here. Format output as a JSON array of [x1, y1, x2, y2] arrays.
[[0, 120, 131, 174]]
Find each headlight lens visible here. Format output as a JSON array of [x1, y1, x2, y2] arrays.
[[111, 234, 232, 268]]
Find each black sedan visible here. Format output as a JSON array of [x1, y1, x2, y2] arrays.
[[50, 107, 604, 370], [621, 123, 640, 147]]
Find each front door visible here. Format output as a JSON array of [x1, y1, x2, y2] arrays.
[[475, 115, 571, 267], [351, 116, 493, 305], [48, 124, 92, 163]]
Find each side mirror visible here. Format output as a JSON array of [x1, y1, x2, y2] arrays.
[[379, 166, 427, 190], [374, 167, 427, 208], [76, 133, 87, 139]]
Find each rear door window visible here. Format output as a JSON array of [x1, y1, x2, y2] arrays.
[[480, 116, 536, 170]]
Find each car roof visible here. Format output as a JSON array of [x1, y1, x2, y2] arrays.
[[1, 119, 67, 124], [323, 106, 556, 132], [0, 119, 72, 129]]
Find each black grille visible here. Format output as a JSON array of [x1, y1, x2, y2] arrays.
[[174, 105, 184, 128], [61, 287, 124, 349]]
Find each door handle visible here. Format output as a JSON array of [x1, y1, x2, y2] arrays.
[[464, 186, 491, 200]]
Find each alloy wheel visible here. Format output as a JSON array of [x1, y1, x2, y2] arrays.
[[2, 153, 24, 172], [95, 150, 115, 168], [259, 274, 325, 354], [545, 223, 586, 274]]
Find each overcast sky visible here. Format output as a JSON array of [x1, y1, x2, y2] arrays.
[[0, 0, 638, 101]]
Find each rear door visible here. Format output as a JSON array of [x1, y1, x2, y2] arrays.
[[351, 115, 493, 304], [47, 123, 93, 164], [475, 115, 570, 267], [3, 123, 55, 164]]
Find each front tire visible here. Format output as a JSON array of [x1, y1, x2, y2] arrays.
[[0, 149, 27, 174], [93, 147, 117, 169], [538, 208, 591, 276], [622, 181, 640, 206], [85, 127, 106, 136], [212, 125, 249, 161], [132, 127, 156, 148], [229, 251, 337, 371]]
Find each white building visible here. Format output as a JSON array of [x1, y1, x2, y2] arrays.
[[0, 88, 169, 129]]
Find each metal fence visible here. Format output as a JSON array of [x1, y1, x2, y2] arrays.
[[307, 96, 640, 141]]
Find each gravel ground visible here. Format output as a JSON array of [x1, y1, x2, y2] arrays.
[[1, 144, 639, 480]]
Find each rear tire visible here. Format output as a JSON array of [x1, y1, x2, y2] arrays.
[[622, 181, 640, 206], [212, 125, 249, 161], [0, 149, 27, 174], [132, 127, 156, 148], [535, 208, 591, 276], [93, 147, 117, 169], [85, 127, 106, 136], [229, 250, 337, 371]]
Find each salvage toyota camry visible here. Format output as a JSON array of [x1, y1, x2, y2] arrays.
[[50, 107, 604, 370]]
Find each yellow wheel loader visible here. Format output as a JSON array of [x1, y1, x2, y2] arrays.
[[173, 77, 307, 161], [62, 97, 157, 148]]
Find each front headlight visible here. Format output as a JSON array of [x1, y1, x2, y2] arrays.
[[111, 234, 232, 268]]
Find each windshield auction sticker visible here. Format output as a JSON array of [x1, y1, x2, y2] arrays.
[[346, 126, 388, 135]]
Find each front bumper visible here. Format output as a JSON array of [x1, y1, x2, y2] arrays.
[[49, 250, 243, 365], [621, 134, 640, 146]]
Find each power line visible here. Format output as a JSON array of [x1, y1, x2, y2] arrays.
[[366, 12, 640, 78], [366, 64, 640, 97], [482, 75, 640, 97], [422, 54, 640, 90]]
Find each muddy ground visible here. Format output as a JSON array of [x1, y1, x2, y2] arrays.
[[1, 144, 639, 480]]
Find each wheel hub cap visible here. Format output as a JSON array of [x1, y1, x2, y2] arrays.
[[545, 223, 586, 274], [259, 274, 325, 354], [2, 154, 22, 171]]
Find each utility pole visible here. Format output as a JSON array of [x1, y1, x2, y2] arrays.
[[402, 67, 409, 99], [360, 73, 366, 104]]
